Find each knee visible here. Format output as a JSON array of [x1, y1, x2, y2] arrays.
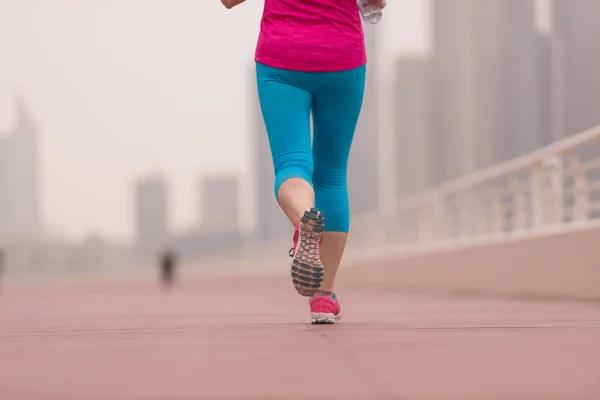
[[312, 166, 347, 189], [274, 151, 312, 176], [273, 151, 314, 195]]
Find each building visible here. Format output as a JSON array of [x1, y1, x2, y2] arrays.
[[347, 25, 380, 214], [0, 97, 41, 240], [0, 136, 10, 237], [164, 174, 244, 258], [134, 175, 169, 259], [393, 56, 434, 197], [501, 2, 547, 158], [537, 32, 555, 148], [199, 175, 240, 235], [431, 0, 543, 182], [551, 0, 600, 137], [551, 1, 600, 215]]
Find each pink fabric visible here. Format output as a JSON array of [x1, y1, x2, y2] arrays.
[[255, 0, 367, 72], [310, 295, 341, 315]]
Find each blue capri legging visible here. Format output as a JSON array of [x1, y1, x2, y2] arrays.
[[256, 62, 366, 233]]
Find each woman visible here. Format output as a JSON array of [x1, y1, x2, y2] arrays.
[[222, 0, 386, 324]]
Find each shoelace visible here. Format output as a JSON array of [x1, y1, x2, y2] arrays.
[[288, 247, 295, 257]]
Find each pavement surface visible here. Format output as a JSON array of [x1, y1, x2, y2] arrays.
[[1, 268, 600, 400]]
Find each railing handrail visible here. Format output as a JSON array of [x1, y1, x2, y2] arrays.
[[391, 124, 600, 212]]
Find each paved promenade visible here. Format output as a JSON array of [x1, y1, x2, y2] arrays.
[[1, 267, 599, 399]]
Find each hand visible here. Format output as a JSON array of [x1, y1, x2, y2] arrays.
[[221, 0, 246, 9], [370, 0, 387, 8]]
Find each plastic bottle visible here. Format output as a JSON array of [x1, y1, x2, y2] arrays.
[[358, 0, 382, 24]]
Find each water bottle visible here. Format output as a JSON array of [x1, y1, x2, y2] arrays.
[[358, 0, 382, 24]]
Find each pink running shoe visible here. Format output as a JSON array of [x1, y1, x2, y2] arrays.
[[289, 207, 325, 297], [310, 293, 342, 324]]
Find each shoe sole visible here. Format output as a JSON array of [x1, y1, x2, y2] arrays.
[[311, 312, 342, 324], [291, 207, 325, 297]]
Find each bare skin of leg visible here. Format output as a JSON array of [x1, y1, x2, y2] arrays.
[[318, 232, 347, 292], [278, 177, 348, 294], [277, 178, 315, 226]]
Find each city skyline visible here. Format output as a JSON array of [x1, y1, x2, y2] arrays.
[[430, 0, 546, 183], [0, 1, 429, 242], [392, 0, 599, 197], [0, 96, 40, 240], [0, 0, 566, 243], [133, 171, 244, 259]]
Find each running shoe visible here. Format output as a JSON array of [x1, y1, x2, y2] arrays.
[[288, 207, 324, 297], [310, 293, 342, 324]]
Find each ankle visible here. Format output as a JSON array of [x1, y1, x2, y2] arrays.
[[315, 289, 335, 297]]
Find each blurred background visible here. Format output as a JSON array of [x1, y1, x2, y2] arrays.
[[0, 0, 599, 282]]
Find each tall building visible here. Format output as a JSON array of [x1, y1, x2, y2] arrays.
[[347, 25, 380, 214], [502, 3, 547, 157], [0, 136, 10, 237], [0, 97, 41, 240], [552, 0, 600, 137], [393, 56, 434, 197], [431, 0, 475, 183], [134, 175, 169, 258], [431, 0, 542, 182], [199, 175, 240, 235], [537, 33, 555, 148], [251, 65, 291, 244]]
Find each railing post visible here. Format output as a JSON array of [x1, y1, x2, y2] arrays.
[[458, 194, 471, 241], [509, 173, 527, 232], [417, 199, 434, 245], [565, 150, 590, 223], [487, 184, 504, 235], [417, 195, 445, 245], [531, 157, 564, 228], [475, 187, 488, 237]]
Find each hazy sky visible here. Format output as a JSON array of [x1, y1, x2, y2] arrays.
[[0, 0, 438, 242]]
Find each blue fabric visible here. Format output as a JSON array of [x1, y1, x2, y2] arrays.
[[256, 62, 366, 232]]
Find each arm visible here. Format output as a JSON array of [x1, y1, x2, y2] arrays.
[[370, 0, 387, 8], [221, 0, 246, 9]]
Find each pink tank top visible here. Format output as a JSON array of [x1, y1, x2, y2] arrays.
[[255, 0, 367, 72]]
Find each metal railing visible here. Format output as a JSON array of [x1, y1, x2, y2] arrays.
[[187, 125, 600, 272], [350, 125, 600, 252]]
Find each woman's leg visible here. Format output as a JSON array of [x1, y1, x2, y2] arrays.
[[256, 63, 325, 297], [256, 63, 315, 225], [311, 66, 366, 293]]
